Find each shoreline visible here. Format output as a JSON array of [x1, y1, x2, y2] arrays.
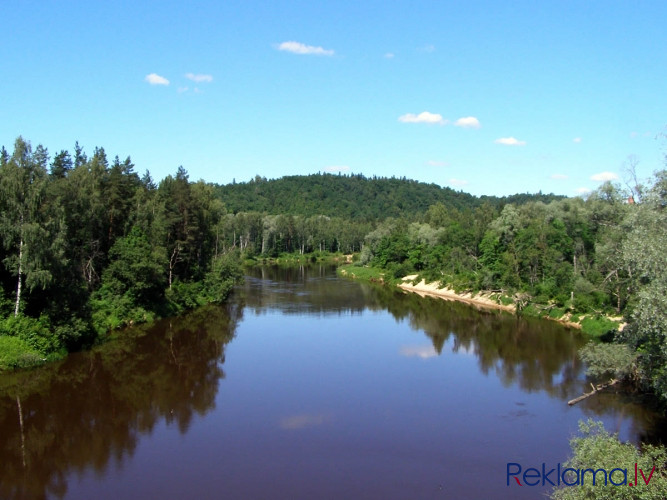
[[398, 275, 584, 330], [398, 276, 516, 313]]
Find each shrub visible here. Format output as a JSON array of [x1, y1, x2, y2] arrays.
[[0, 335, 44, 370], [551, 420, 667, 499]]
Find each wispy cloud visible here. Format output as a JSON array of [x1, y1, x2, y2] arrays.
[[550, 174, 568, 180], [177, 86, 189, 93], [398, 111, 446, 125], [399, 345, 438, 359], [323, 165, 350, 173], [280, 413, 332, 430], [185, 73, 213, 83], [454, 116, 481, 129], [418, 44, 435, 53], [384, 52, 395, 59], [449, 178, 468, 187], [494, 137, 526, 146], [575, 187, 592, 195], [573, 137, 582, 143], [145, 73, 169, 85], [276, 41, 334, 56], [591, 171, 618, 182], [426, 160, 449, 167]]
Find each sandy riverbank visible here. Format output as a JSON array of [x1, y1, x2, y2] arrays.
[[398, 275, 516, 313]]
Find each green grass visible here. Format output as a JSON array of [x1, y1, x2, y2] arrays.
[[580, 316, 620, 338], [246, 251, 348, 266], [548, 307, 567, 319], [337, 264, 390, 283], [0, 335, 45, 371]]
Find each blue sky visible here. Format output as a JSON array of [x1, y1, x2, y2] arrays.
[[1, 0, 665, 197]]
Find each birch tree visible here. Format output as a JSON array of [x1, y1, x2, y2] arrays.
[[0, 137, 60, 315]]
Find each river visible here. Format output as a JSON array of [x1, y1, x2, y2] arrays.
[[0, 265, 664, 499]]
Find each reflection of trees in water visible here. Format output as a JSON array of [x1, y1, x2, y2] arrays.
[[242, 267, 667, 443], [239, 264, 368, 316], [2, 266, 664, 498], [0, 303, 241, 499], [365, 283, 667, 441], [366, 284, 586, 399], [577, 388, 667, 445]]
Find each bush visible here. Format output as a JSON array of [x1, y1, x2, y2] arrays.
[[0, 314, 61, 355], [552, 420, 667, 499], [165, 280, 206, 312], [0, 335, 44, 370], [581, 316, 619, 338], [579, 342, 637, 380]]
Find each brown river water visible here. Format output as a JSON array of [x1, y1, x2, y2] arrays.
[[1, 265, 665, 499]]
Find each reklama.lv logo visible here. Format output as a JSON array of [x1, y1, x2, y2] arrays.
[[507, 462, 657, 487]]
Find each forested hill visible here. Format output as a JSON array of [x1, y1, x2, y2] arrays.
[[214, 173, 565, 220]]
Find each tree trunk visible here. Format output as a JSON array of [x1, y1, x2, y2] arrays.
[[169, 246, 180, 289], [14, 237, 23, 317], [17, 395, 26, 468]]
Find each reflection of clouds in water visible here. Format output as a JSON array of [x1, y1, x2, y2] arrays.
[[280, 413, 332, 430], [399, 345, 438, 359]]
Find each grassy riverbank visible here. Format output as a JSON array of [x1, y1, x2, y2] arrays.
[[337, 263, 622, 337], [244, 251, 351, 266]]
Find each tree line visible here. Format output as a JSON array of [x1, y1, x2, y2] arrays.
[[1, 136, 665, 407], [353, 168, 667, 403], [0, 137, 242, 369]]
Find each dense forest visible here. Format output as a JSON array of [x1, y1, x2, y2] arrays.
[[1, 136, 666, 410], [0, 137, 243, 370], [214, 172, 564, 220], [345, 168, 667, 404]]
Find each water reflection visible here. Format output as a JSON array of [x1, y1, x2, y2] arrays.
[[240, 265, 585, 400], [0, 303, 241, 499], [0, 266, 665, 500], [239, 265, 667, 440]]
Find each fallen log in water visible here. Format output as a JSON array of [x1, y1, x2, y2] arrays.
[[568, 379, 619, 406]]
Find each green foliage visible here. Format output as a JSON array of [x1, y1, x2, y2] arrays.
[[90, 288, 154, 334], [615, 172, 667, 400], [581, 316, 621, 338], [100, 226, 166, 308], [203, 252, 243, 303], [0, 335, 44, 371], [551, 420, 667, 499], [165, 280, 206, 312], [0, 314, 60, 355], [337, 264, 388, 283], [579, 342, 637, 380]]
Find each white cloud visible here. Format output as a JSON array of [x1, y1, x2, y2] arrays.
[[185, 73, 213, 83], [590, 171, 619, 182], [494, 137, 526, 146], [384, 52, 395, 59], [399, 345, 438, 359], [177, 86, 189, 93], [426, 160, 449, 167], [550, 174, 568, 180], [419, 44, 435, 53], [449, 178, 468, 187], [575, 187, 592, 195], [276, 41, 334, 56], [145, 73, 169, 85], [573, 137, 582, 143], [454, 116, 481, 129], [398, 111, 446, 125], [280, 413, 331, 430], [323, 165, 350, 173]]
